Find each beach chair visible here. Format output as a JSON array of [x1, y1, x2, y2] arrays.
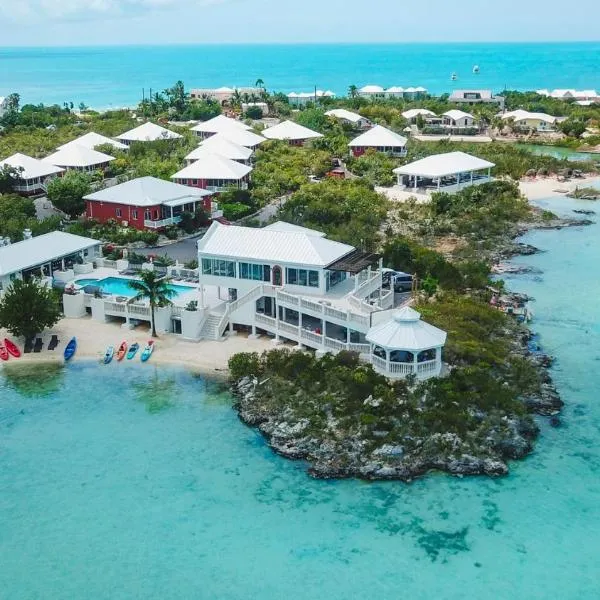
[[47, 335, 59, 351], [24, 337, 34, 353], [33, 338, 43, 353]]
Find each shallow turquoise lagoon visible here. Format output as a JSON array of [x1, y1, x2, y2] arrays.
[[75, 276, 193, 297], [2, 193, 600, 599]]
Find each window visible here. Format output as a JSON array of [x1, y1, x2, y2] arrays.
[[202, 258, 236, 278], [239, 262, 270, 282], [115, 208, 122, 218], [285, 268, 319, 288], [131, 210, 138, 220], [144, 210, 151, 221]]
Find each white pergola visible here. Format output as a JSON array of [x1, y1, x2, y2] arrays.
[[393, 151, 495, 193]]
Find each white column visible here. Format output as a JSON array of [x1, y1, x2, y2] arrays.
[[470, 171, 474, 185], [413, 352, 419, 375], [386, 349, 391, 373], [413, 175, 418, 191]]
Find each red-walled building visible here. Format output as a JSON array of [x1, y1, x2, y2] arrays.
[[84, 176, 215, 231], [348, 125, 408, 158]]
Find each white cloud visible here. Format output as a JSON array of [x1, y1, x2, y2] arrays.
[[0, 0, 226, 21]]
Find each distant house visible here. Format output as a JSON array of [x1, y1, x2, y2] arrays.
[[84, 176, 216, 230], [442, 110, 476, 129], [43, 145, 115, 173], [171, 153, 253, 193], [116, 122, 182, 145], [325, 109, 371, 129], [449, 90, 505, 109], [499, 109, 558, 132], [261, 120, 324, 146], [402, 109, 437, 123], [0, 96, 9, 118], [348, 125, 407, 157], [537, 89, 599, 102], [287, 91, 335, 106], [190, 114, 252, 140], [242, 102, 268, 116], [0, 153, 64, 195], [189, 87, 261, 105], [57, 132, 128, 152], [358, 85, 386, 99]]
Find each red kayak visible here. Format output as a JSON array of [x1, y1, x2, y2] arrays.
[[0, 343, 8, 361], [4, 338, 21, 358]]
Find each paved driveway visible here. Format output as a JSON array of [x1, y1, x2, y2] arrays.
[[136, 235, 201, 264]]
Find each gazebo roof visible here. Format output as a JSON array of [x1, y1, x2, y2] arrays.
[[57, 132, 128, 152], [393, 152, 495, 178], [43, 145, 115, 168], [349, 125, 407, 148], [366, 307, 447, 351], [0, 153, 64, 180], [190, 135, 253, 161], [262, 120, 323, 141], [116, 122, 182, 142], [171, 153, 252, 181], [190, 115, 252, 134]]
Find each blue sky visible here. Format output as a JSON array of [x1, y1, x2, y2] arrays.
[[0, 0, 599, 46]]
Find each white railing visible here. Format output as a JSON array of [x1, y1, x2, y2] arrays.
[[171, 306, 183, 318], [279, 321, 300, 336], [324, 305, 347, 321], [417, 360, 438, 374], [300, 298, 323, 313], [255, 313, 277, 328], [324, 337, 347, 351], [372, 355, 387, 371], [353, 272, 382, 300], [144, 216, 182, 229], [300, 329, 323, 345], [128, 304, 151, 317], [105, 301, 126, 314], [389, 362, 416, 376], [277, 290, 299, 306], [96, 258, 117, 269], [348, 342, 371, 354]]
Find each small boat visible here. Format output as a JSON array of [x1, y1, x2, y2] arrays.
[[140, 340, 155, 362], [451, 72, 458, 81], [4, 338, 21, 358], [104, 346, 114, 364], [64, 337, 77, 361], [0, 341, 9, 361], [127, 343, 140, 360], [473, 65, 480, 74], [116, 341, 128, 361]]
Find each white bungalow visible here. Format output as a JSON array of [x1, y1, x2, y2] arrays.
[[0, 153, 64, 194], [442, 110, 476, 129], [348, 125, 408, 157], [43, 145, 115, 173], [499, 110, 558, 132], [325, 109, 371, 129], [214, 127, 266, 149], [358, 85, 385, 99], [116, 122, 183, 145], [171, 153, 252, 192], [366, 307, 446, 379], [195, 220, 446, 380], [190, 114, 252, 139], [393, 151, 495, 194], [57, 132, 128, 152], [261, 120, 324, 146], [402, 108, 437, 123], [187, 135, 253, 164], [385, 86, 405, 99], [449, 89, 505, 109], [0, 231, 101, 295], [287, 91, 335, 106]]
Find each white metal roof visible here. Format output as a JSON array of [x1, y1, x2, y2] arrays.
[[262, 120, 324, 141], [116, 122, 182, 142], [215, 127, 266, 148], [57, 132, 128, 152], [0, 231, 101, 277], [366, 307, 447, 351], [42, 145, 115, 168], [402, 109, 436, 119], [263, 221, 327, 237], [325, 109, 368, 124], [359, 85, 384, 93], [449, 89, 493, 100], [443, 109, 475, 121], [500, 109, 557, 124], [414, 87, 428, 93], [84, 176, 211, 208], [385, 86, 405, 93], [196, 134, 253, 161], [348, 125, 407, 148], [172, 154, 252, 181], [198, 221, 353, 267], [190, 114, 252, 134], [0, 153, 64, 180], [393, 151, 495, 178]]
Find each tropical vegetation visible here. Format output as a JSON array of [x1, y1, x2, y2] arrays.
[[128, 270, 176, 337]]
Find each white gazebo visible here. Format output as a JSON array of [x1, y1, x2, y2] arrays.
[[393, 151, 495, 194], [43, 145, 115, 173], [116, 122, 183, 145], [0, 153, 64, 194], [348, 125, 408, 157], [366, 306, 446, 380], [261, 120, 324, 145], [57, 132, 128, 152]]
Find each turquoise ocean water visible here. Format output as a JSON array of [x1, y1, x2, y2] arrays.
[[2, 42, 600, 109], [1, 189, 600, 598]]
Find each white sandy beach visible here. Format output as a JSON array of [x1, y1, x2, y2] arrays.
[[0, 317, 273, 374], [519, 174, 600, 201]]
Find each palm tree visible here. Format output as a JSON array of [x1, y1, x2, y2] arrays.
[[348, 85, 358, 99], [128, 270, 176, 338], [255, 78, 265, 90]]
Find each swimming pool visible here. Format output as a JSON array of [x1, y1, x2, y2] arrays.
[[75, 277, 195, 298]]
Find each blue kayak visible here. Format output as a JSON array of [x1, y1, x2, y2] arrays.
[[126, 343, 139, 360], [64, 337, 77, 361], [140, 340, 155, 362], [104, 346, 114, 364]]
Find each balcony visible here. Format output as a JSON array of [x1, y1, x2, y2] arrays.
[[144, 216, 182, 229]]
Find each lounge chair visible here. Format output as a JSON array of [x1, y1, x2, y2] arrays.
[[24, 338, 34, 353], [47, 335, 59, 351], [33, 338, 43, 353]]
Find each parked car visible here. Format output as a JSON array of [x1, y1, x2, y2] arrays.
[[382, 268, 413, 292]]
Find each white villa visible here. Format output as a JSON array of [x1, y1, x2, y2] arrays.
[[186, 136, 253, 165], [442, 110, 476, 129], [190, 115, 252, 140], [358, 85, 385, 99], [57, 132, 128, 152], [287, 91, 335, 106], [449, 89, 505, 109], [261, 120, 324, 145], [393, 151, 495, 194], [0, 231, 101, 295], [43, 145, 115, 173], [358, 86, 427, 100], [536, 89, 599, 102], [0, 153, 64, 194], [325, 109, 371, 129], [116, 122, 183, 145], [402, 108, 436, 123], [171, 154, 252, 192], [194, 220, 446, 380], [348, 125, 408, 157], [499, 109, 558, 132]]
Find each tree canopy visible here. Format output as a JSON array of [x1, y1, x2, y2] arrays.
[[46, 171, 93, 217]]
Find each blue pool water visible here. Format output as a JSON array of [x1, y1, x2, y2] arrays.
[[1, 190, 600, 598], [75, 276, 193, 297]]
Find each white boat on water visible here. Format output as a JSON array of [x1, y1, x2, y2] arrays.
[[473, 65, 480, 74], [451, 72, 458, 81]]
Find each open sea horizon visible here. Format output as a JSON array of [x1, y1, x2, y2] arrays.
[[2, 41, 600, 109]]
